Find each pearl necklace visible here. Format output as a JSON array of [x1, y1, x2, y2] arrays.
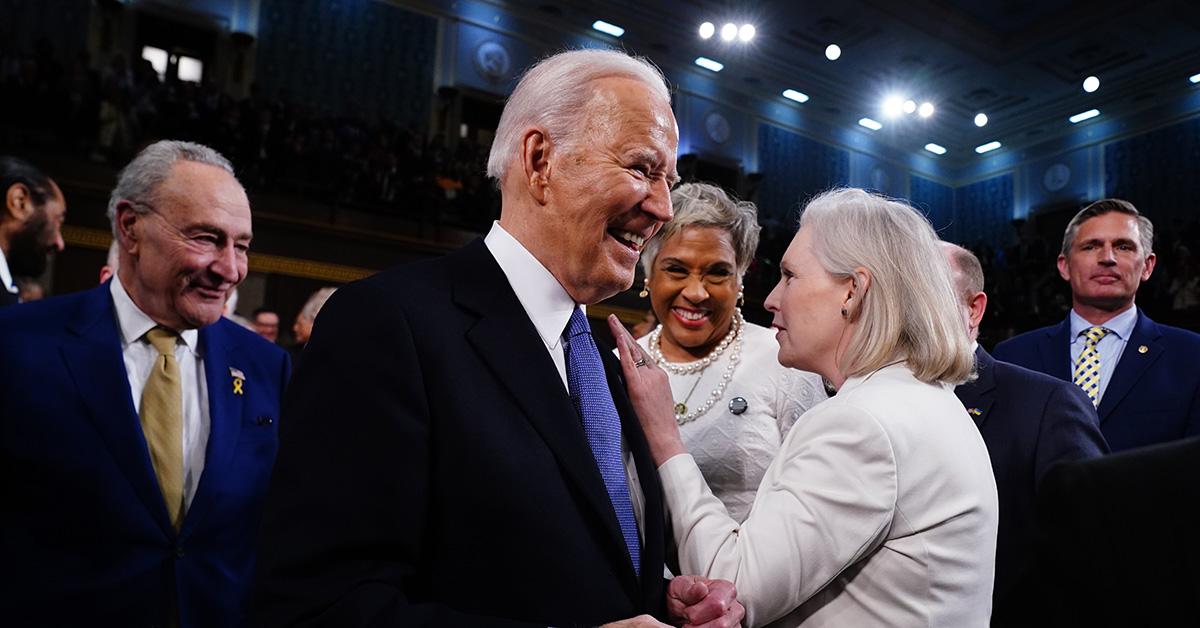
[[648, 311, 744, 425]]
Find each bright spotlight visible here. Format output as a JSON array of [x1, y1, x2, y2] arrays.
[[918, 102, 935, 118], [1069, 109, 1100, 124], [699, 22, 715, 39], [903, 100, 917, 114], [782, 89, 810, 103], [825, 44, 841, 61], [1189, 72, 1200, 84], [883, 96, 905, 118], [924, 143, 947, 155], [858, 117, 883, 131], [974, 113, 988, 127], [720, 23, 738, 41], [694, 56, 724, 72], [738, 24, 756, 42], [1083, 75, 1100, 93], [975, 141, 1002, 154], [591, 20, 624, 37]]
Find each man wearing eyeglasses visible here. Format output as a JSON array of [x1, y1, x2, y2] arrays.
[[0, 140, 290, 627]]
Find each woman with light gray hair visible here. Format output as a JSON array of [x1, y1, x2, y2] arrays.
[[632, 182, 825, 523], [611, 188, 999, 627]]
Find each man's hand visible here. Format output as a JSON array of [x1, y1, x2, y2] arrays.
[[667, 575, 745, 628], [600, 614, 672, 627]]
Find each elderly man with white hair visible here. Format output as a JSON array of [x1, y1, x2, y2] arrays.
[[252, 50, 744, 627]]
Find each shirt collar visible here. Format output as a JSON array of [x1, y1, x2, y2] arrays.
[[110, 277, 200, 355], [483, 221, 578, 350], [0, 247, 17, 294], [1069, 305, 1138, 342]]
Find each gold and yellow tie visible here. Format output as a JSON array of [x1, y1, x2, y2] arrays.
[[142, 327, 184, 530], [1072, 326, 1110, 407]]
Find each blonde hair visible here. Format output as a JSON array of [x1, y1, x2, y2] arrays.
[[800, 188, 974, 385]]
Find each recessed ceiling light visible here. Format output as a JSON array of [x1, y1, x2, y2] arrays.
[[1190, 72, 1200, 84], [975, 141, 1002, 154], [924, 143, 947, 155], [591, 20, 624, 37], [720, 23, 738, 41], [694, 56, 724, 72], [825, 44, 841, 61], [918, 102, 935, 118], [858, 117, 883, 131], [974, 113, 989, 127], [1083, 75, 1100, 93], [783, 89, 809, 103], [883, 96, 905, 118], [738, 24, 756, 42], [699, 22, 715, 40], [1069, 109, 1100, 124], [903, 100, 917, 114]]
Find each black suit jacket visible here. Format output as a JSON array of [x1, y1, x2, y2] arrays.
[[0, 287, 18, 307], [252, 239, 667, 627], [1038, 435, 1200, 626], [955, 347, 1108, 626]]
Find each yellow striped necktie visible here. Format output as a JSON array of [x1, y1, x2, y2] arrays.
[[1072, 326, 1110, 407], [142, 326, 185, 530]]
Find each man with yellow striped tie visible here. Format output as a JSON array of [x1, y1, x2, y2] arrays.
[[995, 199, 1200, 452]]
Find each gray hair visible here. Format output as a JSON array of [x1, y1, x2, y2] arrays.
[[485, 49, 670, 181], [641, 182, 761, 280], [800, 188, 974, 385], [107, 140, 237, 238], [941, 241, 985, 300], [299, 286, 337, 323], [1061, 198, 1154, 256]]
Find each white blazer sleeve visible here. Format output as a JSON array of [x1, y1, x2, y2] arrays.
[[658, 403, 898, 627]]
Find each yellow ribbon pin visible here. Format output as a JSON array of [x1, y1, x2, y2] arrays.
[[230, 367, 246, 395]]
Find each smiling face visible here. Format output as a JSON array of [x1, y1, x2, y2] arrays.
[[648, 225, 740, 361], [117, 161, 252, 330], [514, 77, 678, 305], [1057, 211, 1155, 321], [764, 226, 854, 379]]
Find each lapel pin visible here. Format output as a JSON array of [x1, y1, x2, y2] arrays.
[[967, 407, 983, 417], [1138, 345, 1149, 354], [728, 396, 748, 415], [229, 367, 246, 395]]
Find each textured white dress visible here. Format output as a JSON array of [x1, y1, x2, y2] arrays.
[[636, 321, 827, 522]]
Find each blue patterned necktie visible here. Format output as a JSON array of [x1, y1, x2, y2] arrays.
[[562, 307, 641, 576]]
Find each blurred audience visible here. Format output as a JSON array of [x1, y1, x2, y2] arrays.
[[288, 285, 336, 367], [0, 155, 65, 305], [253, 307, 280, 343]]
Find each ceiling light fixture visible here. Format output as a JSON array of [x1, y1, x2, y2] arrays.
[[903, 99, 917, 114], [1069, 109, 1100, 124], [738, 24, 756, 42], [699, 22, 715, 39], [924, 143, 947, 155], [975, 141, 1002, 154], [825, 44, 841, 61], [720, 23, 738, 41], [1082, 75, 1100, 93], [918, 102, 935, 118], [883, 96, 905, 118], [782, 89, 810, 103], [974, 113, 988, 127], [1190, 72, 1200, 84], [694, 56, 724, 72], [858, 117, 883, 131], [591, 20, 624, 37]]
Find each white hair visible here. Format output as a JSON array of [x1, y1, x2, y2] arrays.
[[107, 140, 237, 238], [299, 286, 337, 323], [800, 188, 974, 385], [485, 49, 670, 181]]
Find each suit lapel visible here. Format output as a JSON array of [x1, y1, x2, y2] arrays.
[[181, 323, 244, 537], [1040, 319, 1072, 381], [958, 347, 997, 428], [452, 241, 638, 584], [60, 285, 174, 536], [1097, 310, 1163, 424]]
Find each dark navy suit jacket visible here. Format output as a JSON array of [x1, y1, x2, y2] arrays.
[[251, 239, 667, 627], [0, 283, 290, 627], [955, 347, 1107, 626], [993, 309, 1200, 452]]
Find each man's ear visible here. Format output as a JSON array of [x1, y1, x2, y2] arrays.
[[4, 183, 34, 223], [967, 291, 988, 331], [1141, 253, 1157, 281], [519, 128, 553, 204], [1056, 254, 1070, 282], [115, 202, 142, 255]]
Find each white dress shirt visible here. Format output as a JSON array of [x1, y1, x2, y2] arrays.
[[110, 277, 210, 512], [1069, 306, 1137, 404], [483, 222, 649, 543], [0, 247, 18, 295]]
